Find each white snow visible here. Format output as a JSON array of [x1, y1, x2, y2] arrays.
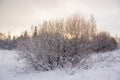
[[0, 49, 120, 80]]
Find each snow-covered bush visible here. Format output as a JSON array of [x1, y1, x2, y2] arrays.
[[17, 15, 118, 71], [91, 32, 118, 52]]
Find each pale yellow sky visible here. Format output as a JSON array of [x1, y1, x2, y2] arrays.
[[0, 0, 120, 36]]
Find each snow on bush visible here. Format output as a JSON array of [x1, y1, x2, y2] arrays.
[[17, 15, 118, 71]]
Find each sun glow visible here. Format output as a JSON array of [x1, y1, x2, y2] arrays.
[[64, 33, 75, 39]]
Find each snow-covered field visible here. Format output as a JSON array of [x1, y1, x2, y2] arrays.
[[0, 49, 120, 80]]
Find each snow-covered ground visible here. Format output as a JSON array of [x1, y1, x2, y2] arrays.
[[0, 49, 120, 80]]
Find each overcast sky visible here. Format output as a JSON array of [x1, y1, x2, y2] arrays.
[[0, 0, 120, 36]]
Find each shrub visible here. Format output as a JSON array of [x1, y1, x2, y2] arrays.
[[17, 15, 118, 71], [91, 32, 118, 52]]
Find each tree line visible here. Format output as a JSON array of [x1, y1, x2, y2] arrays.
[[0, 33, 17, 50], [0, 15, 119, 71]]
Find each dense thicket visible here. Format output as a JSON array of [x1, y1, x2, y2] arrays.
[[17, 15, 118, 71]]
